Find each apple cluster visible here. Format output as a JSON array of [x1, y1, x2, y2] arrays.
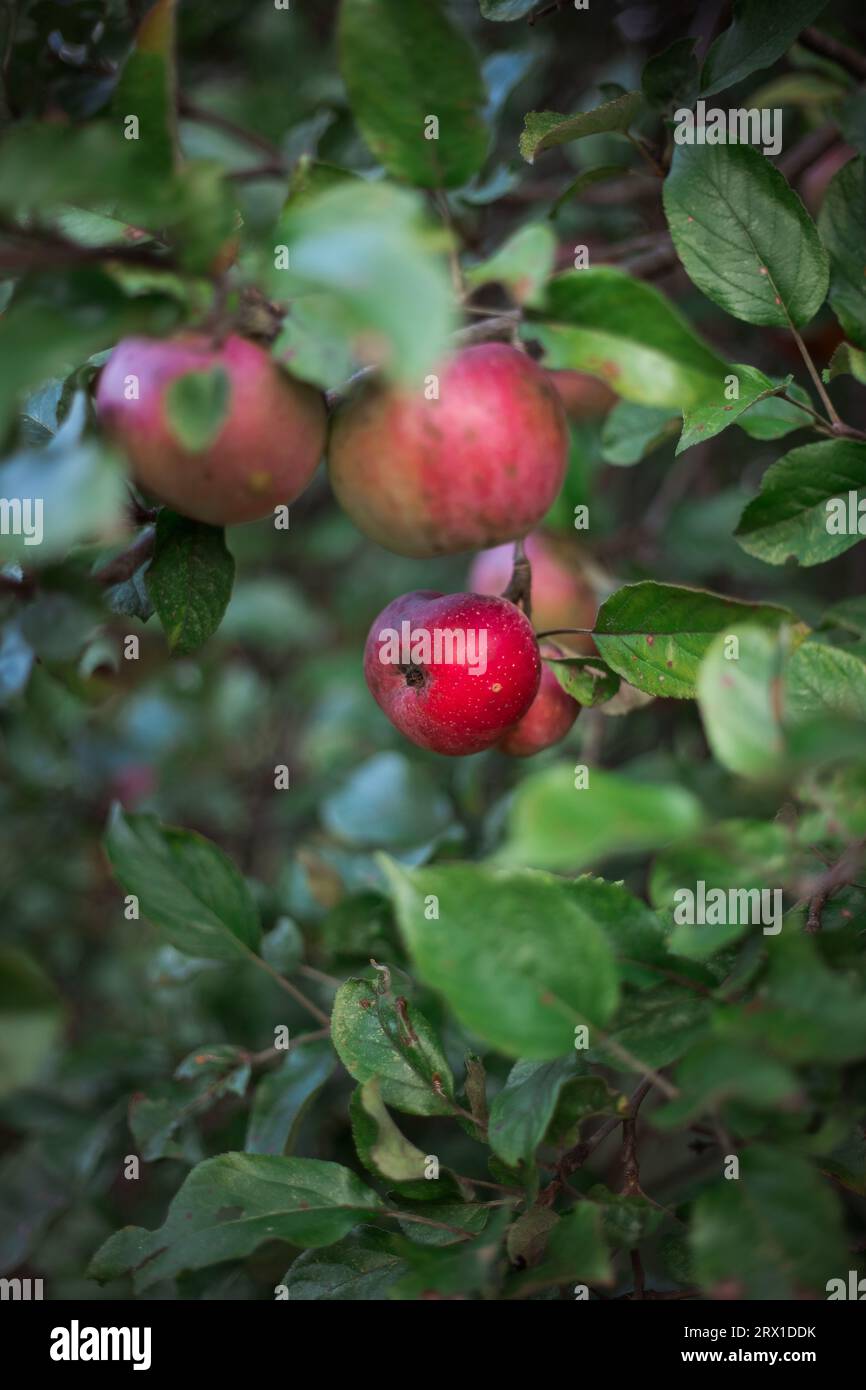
[[96, 336, 604, 758]]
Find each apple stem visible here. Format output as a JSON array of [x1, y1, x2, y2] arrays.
[[501, 538, 533, 618], [534, 626, 594, 638]]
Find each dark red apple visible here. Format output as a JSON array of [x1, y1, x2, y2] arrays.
[[497, 655, 580, 757], [364, 590, 541, 755], [96, 333, 327, 526], [328, 343, 568, 557], [546, 368, 617, 421], [467, 531, 598, 653]]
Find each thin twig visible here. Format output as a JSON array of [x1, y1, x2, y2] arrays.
[[242, 947, 331, 1029], [789, 323, 842, 425], [799, 25, 866, 79]]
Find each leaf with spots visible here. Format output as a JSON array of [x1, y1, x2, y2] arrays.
[[678, 367, 791, 455], [145, 509, 235, 655], [87, 1153, 384, 1291], [593, 581, 793, 699], [330, 978, 455, 1117], [663, 142, 829, 329]]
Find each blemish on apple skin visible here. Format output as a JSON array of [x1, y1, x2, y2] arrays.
[[491, 682, 502, 692]]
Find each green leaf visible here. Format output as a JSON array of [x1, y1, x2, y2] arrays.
[[519, 92, 644, 163], [663, 143, 829, 329], [787, 640, 866, 720], [131, 1045, 251, 1162], [145, 510, 235, 655], [716, 932, 866, 1064], [653, 1040, 799, 1128], [330, 978, 455, 1117], [589, 985, 711, 1072], [488, 1057, 577, 1167], [0, 947, 63, 1099], [545, 655, 620, 706], [545, 1076, 624, 1147], [381, 860, 620, 1060], [591, 1187, 661, 1248], [110, 0, 179, 179], [338, 0, 487, 188], [734, 439, 866, 566], [321, 752, 453, 851], [678, 367, 789, 455], [479, 0, 537, 18], [818, 156, 866, 349], [701, 0, 832, 97], [550, 165, 630, 216], [690, 1145, 846, 1299], [825, 342, 866, 385], [281, 1231, 409, 1300], [350, 1078, 430, 1184], [593, 580, 792, 698], [269, 182, 453, 385], [0, 394, 127, 566], [736, 381, 813, 439], [529, 268, 728, 408], [697, 625, 790, 779], [561, 876, 673, 984], [642, 38, 699, 111], [498, 763, 703, 873], [165, 367, 230, 451], [0, 267, 178, 442], [390, 1209, 509, 1298], [104, 806, 261, 962], [465, 223, 556, 306], [261, 917, 304, 977], [245, 1041, 336, 1156], [600, 401, 679, 465], [651, 820, 800, 960], [509, 1204, 611, 1294], [88, 1153, 384, 1291]]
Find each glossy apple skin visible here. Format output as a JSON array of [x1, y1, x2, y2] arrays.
[[364, 590, 541, 756], [96, 333, 327, 526], [468, 531, 597, 654], [498, 660, 580, 757], [547, 368, 617, 420], [328, 343, 568, 558]]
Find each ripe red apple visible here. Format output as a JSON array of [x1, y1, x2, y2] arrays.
[[497, 654, 580, 757], [364, 590, 541, 755], [468, 531, 597, 654], [546, 369, 617, 421], [328, 343, 568, 558], [96, 333, 327, 526]]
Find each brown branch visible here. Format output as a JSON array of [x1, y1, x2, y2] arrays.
[[501, 537, 533, 618], [777, 122, 839, 182], [92, 527, 156, 587], [538, 1078, 654, 1209], [798, 26, 866, 79], [178, 97, 286, 162], [0, 218, 172, 273]]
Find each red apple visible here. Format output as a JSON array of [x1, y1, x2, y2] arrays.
[[547, 369, 617, 421], [468, 531, 597, 654], [96, 333, 327, 526], [328, 343, 568, 557], [497, 654, 580, 757], [364, 590, 541, 755]]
